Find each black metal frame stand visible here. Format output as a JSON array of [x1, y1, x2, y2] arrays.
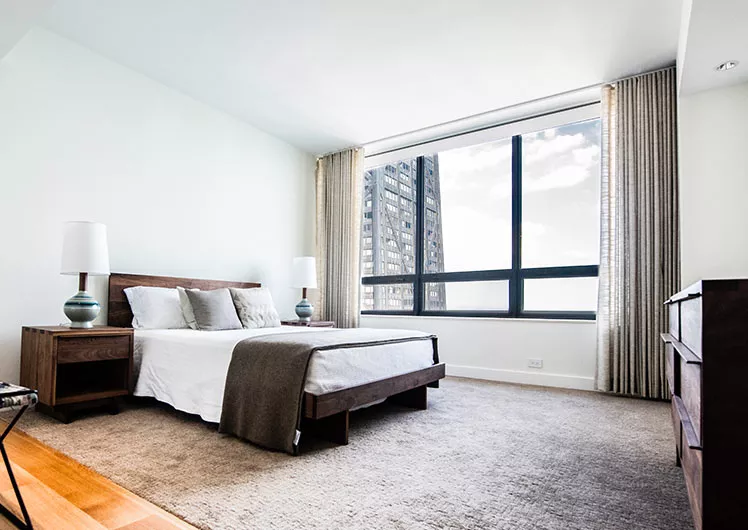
[[0, 404, 33, 529]]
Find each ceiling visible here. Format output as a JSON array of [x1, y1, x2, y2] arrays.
[[7, 0, 683, 154], [678, 0, 748, 95], [0, 0, 54, 60]]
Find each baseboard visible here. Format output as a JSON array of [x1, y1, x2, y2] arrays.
[[446, 364, 595, 391]]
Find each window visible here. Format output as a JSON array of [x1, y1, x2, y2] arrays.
[[361, 107, 600, 319], [522, 120, 600, 269], [436, 138, 512, 272]]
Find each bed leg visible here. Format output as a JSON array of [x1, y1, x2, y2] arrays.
[[313, 410, 349, 446], [390, 384, 428, 410]]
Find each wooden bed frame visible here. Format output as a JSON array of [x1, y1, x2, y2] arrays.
[[108, 273, 445, 447]]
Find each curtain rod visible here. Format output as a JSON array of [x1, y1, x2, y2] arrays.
[[316, 146, 362, 161], [359, 62, 676, 159], [367, 101, 599, 159], [607, 63, 676, 86]]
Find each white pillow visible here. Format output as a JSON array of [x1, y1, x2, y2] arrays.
[[124, 286, 189, 329], [229, 287, 281, 329], [177, 286, 199, 330]]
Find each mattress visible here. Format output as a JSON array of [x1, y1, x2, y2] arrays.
[[133, 327, 435, 423]]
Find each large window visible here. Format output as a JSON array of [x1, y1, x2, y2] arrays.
[[360, 109, 600, 319]]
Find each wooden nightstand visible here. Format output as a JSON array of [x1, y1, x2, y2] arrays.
[[20, 326, 133, 423], [281, 320, 335, 328]]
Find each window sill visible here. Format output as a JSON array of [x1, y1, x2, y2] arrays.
[[359, 313, 597, 324]]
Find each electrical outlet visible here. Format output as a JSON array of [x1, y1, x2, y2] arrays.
[[528, 358, 543, 369]]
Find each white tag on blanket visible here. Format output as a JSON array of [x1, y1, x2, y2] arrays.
[[294, 429, 301, 446]]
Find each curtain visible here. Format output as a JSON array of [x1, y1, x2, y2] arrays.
[[316, 147, 364, 328], [595, 67, 680, 399]]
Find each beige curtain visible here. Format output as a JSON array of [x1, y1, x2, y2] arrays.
[[316, 148, 364, 328], [595, 67, 680, 399]]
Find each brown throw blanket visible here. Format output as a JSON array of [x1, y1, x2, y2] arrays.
[[218, 329, 438, 455]]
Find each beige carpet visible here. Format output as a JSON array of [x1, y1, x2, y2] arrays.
[[8, 378, 692, 530]]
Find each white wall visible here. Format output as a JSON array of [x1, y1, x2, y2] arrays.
[[0, 28, 316, 382], [361, 315, 597, 390], [678, 81, 748, 286]]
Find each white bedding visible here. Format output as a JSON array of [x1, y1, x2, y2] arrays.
[[133, 327, 435, 423]]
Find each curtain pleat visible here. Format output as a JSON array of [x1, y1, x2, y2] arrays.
[[596, 67, 679, 399], [315, 148, 364, 328]]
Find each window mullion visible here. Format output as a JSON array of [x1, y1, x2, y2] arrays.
[[510, 135, 523, 317], [414, 156, 425, 315]]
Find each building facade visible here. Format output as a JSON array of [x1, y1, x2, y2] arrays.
[[361, 155, 445, 311]]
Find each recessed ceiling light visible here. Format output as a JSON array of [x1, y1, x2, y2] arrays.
[[716, 60, 739, 72]]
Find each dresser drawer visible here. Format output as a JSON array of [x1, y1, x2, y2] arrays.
[[681, 439, 703, 529], [57, 336, 131, 364], [678, 354, 702, 444], [670, 398, 682, 459], [680, 295, 702, 358], [668, 303, 680, 341], [665, 343, 675, 394]]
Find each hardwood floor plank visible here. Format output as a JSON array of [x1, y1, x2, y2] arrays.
[[0, 422, 197, 530], [116, 514, 188, 530], [0, 479, 107, 529]]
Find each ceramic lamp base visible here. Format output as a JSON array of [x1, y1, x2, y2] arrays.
[[64, 290, 100, 329], [295, 298, 314, 322]]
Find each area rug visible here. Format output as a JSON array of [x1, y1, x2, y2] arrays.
[[8, 378, 692, 530]]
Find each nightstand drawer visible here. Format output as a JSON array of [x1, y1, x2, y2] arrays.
[[57, 336, 131, 364]]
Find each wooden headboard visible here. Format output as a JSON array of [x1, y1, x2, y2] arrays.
[[107, 273, 261, 328]]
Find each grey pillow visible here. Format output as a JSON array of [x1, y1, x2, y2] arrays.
[[176, 286, 199, 330], [184, 288, 242, 331], [230, 287, 281, 329]]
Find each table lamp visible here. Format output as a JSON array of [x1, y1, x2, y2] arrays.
[[60, 221, 110, 328], [292, 257, 317, 321]]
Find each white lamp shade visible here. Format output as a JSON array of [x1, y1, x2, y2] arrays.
[[61, 221, 110, 276], [292, 257, 317, 289]]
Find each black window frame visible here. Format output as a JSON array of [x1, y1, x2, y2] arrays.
[[361, 126, 600, 321]]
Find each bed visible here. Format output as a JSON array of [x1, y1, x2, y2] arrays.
[[108, 273, 445, 453]]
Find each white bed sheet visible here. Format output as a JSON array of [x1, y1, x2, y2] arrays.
[[133, 327, 435, 423]]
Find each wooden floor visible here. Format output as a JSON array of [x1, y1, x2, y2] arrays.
[[0, 422, 197, 530]]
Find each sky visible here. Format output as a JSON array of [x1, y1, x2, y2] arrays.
[[436, 118, 601, 311]]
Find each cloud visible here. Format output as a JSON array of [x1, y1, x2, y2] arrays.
[[522, 221, 547, 237], [440, 205, 511, 271], [573, 144, 600, 166], [523, 133, 586, 165], [438, 141, 512, 179], [524, 164, 591, 193]]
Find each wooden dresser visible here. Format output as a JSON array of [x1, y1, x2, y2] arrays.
[[662, 279, 748, 530]]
